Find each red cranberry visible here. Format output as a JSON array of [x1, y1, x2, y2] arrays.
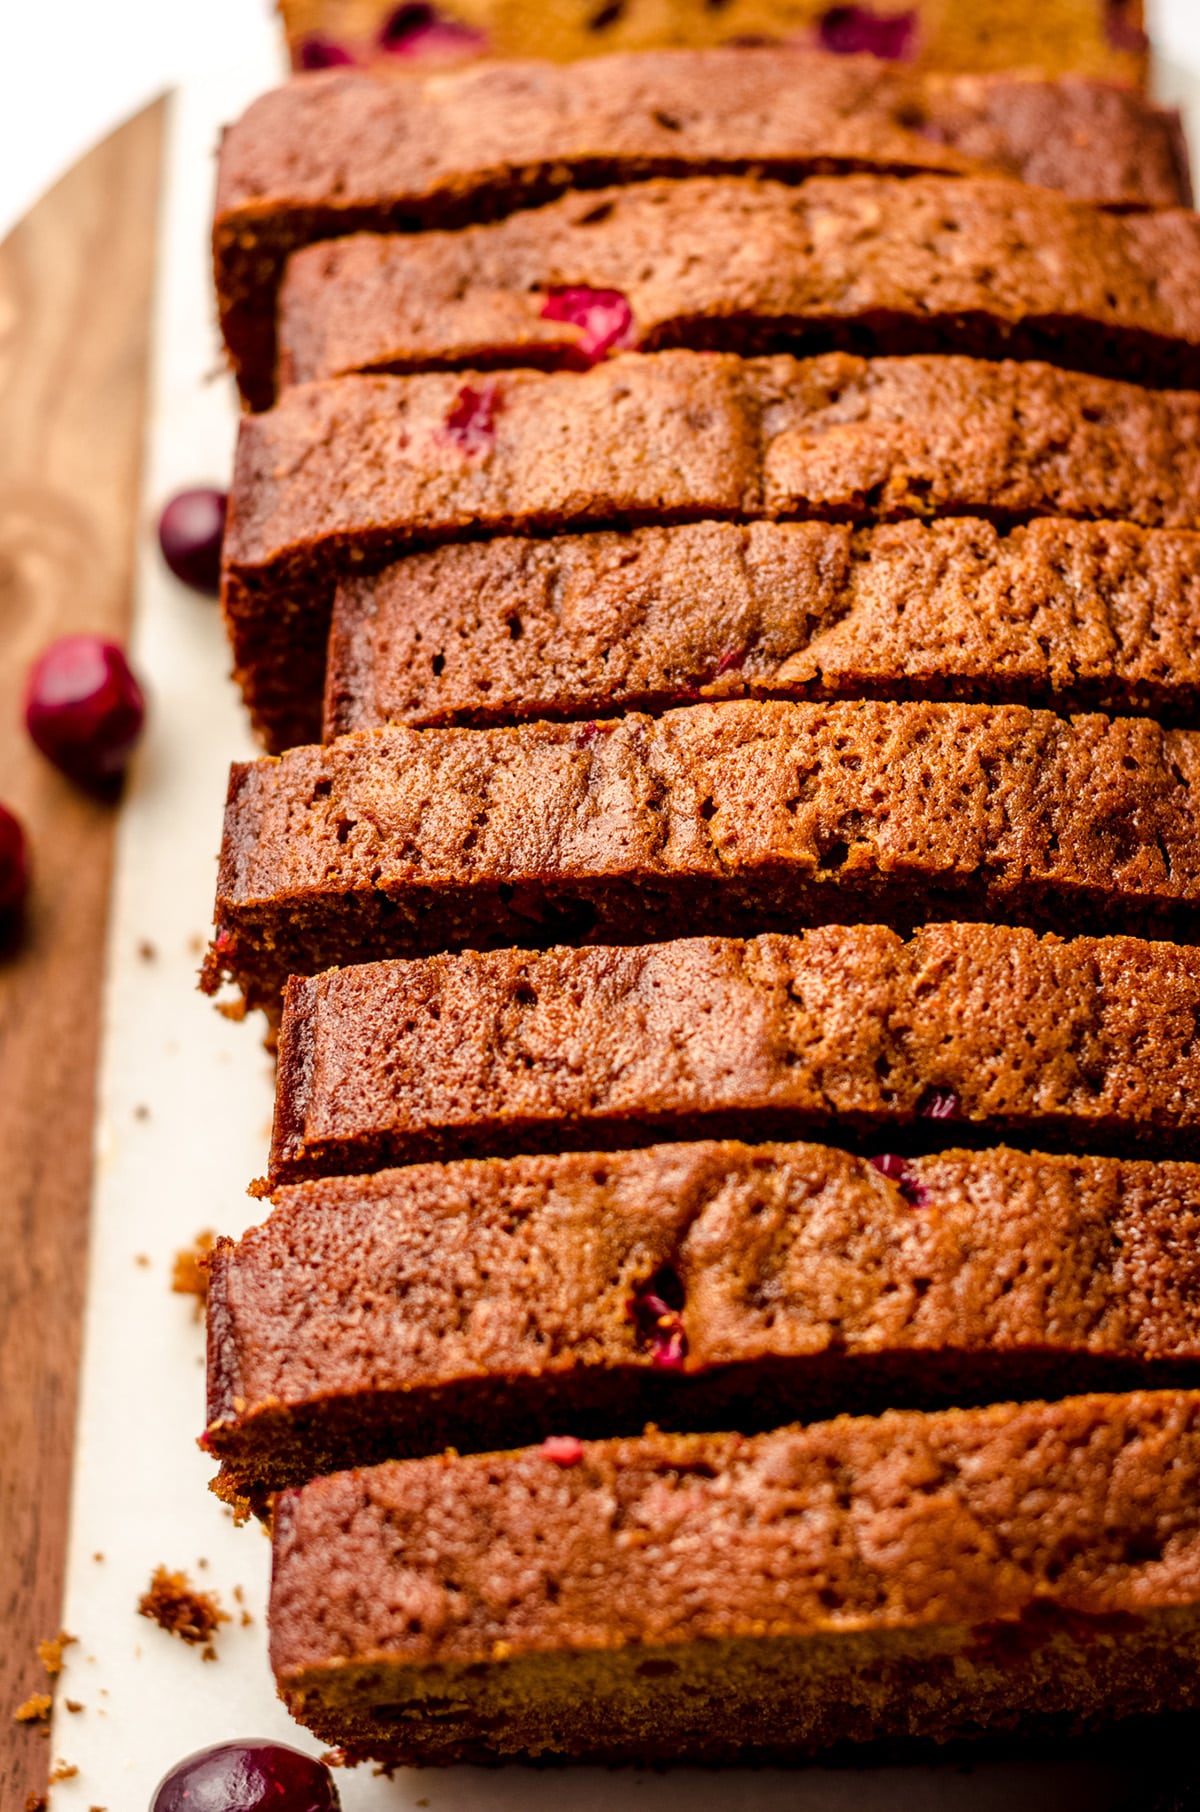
[[817, 5, 918, 58], [151, 1741, 340, 1811], [296, 33, 358, 67], [379, 4, 487, 56], [630, 1268, 688, 1370], [869, 1152, 930, 1206], [157, 488, 228, 595], [1104, 0, 1148, 52], [574, 720, 618, 747], [916, 1085, 960, 1121], [541, 287, 634, 364], [715, 646, 746, 676], [0, 805, 29, 919], [539, 1434, 585, 1466], [25, 636, 146, 788], [443, 381, 501, 453]]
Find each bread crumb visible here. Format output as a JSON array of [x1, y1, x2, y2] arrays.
[[14, 1694, 52, 1723], [92, 1552, 104, 1563], [24, 1794, 46, 1811], [134, 1255, 150, 1269], [137, 1566, 229, 1648], [37, 1630, 76, 1677], [138, 938, 157, 961], [48, 1762, 78, 1783], [172, 1232, 215, 1313], [64, 1699, 83, 1713], [133, 1103, 151, 1122]]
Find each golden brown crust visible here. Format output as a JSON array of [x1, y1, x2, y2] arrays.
[[205, 698, 1200, 1020], [207, 1139, 1200, 1501], [278, 176, 1200, 387], [264, 925, 1200, 1183], [325, 515, 1200, 735], [277, 0, 1150, 86], [213, 51, 1187, 407], [269, 1392, 1200, 1763], [221, 353, 1200, 750]]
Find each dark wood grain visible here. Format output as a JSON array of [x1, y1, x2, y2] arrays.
[[0, 98, 163, 1808]]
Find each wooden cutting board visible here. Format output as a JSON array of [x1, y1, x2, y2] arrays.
[[0, 98, 163, 1810]]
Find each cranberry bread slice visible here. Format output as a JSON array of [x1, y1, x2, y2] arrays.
[[215, 51, 1185, 407], [264, 925, 1200, 1183], [278, 174, 1200, 389], [223, 354, 1200, 749], [325, 516, 1200, 736], [280, 0, 1149, 86], [208, 1139, 1200, 1505], [270, 1392, 1200, 1765], [204, 698, 1200, 1017]]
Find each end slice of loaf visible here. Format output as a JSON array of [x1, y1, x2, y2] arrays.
[[205, 698, 1200, 1018], [221, 353, 1200, 750], [278, 175, 1200, 388], [270, 1392, 1200, 1765], [278, 0, 1149, 88], [208, 1139, 1200, 1504], [265, 925, 1200, 1183], [324, 516, 1200, 735], [213, 52, 1189, 407]]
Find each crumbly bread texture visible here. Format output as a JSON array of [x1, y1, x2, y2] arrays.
[[214, 51, 1185, 407], [206, 698, 1200, 1018], [222, 353, 1200, 749], [269, 1392, 1200, 1765], [264, 925, 1200, 1183], [278, 0, 1149, 86], [207, 1139, 1200, 1503], [325, 515, 1200, 735], [278, 175, 1200, 388]]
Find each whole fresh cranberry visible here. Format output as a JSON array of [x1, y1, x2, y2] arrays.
[[25, 635, 146, 788], [157, 488, 228, 595], [0, 805, 29, 920], [150, 1740, 341, 1811], [817, 5, 918, 58]]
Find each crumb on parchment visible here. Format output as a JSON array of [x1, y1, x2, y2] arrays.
[[138, 1566, 229, 1648], [48, 1762, 78, 1783], [172, 1232, 216, 1313]]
